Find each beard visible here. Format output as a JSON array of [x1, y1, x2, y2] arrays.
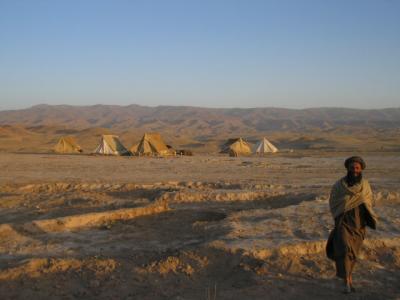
[[346, 171, 363, 186]]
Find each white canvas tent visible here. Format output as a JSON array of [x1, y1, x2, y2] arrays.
[[254, 137, 278, 154], [93, 135, 130, 155]]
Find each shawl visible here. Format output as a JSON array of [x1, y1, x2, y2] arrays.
[[329, 177, 377, 228]]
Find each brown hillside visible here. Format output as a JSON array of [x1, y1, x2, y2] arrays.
[[0, 105, 399, 153]]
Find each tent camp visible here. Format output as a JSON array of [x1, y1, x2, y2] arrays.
[[54, 136, 82, 154], [93, 135, 130, 155], [134, 133, 175, 156], [221, 138, 252, 157], [254, 137, 278, 154]]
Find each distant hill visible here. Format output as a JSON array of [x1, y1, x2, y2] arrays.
[[1, 104, 400, 131], [0, 104, 399, 153]]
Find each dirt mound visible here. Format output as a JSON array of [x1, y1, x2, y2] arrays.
[[23, 200, 169, 233], [136, 251, 209, 276], [0, 257, 117, 280]]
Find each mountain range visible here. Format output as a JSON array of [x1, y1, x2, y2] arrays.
[[0, 104, 399, 153]]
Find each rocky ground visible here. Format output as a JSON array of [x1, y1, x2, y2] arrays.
[[0, 152, 399, 299]]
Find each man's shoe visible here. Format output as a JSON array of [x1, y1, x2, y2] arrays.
[[342, 284, 352, 294]]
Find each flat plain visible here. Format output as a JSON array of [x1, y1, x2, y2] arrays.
[[0, 152, 399, 299]]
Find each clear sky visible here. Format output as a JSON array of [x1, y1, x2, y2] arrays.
[[0, 0, 399, 110]]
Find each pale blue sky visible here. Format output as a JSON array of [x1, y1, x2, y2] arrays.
[[0, 0, 399, 110]]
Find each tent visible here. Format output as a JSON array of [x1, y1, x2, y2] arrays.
[[220, 138, 240, 153], [254, 137, 278, 154], [228, 138, 252, 157], [134, 133, 175, 156], [54, 136, 82, 154], [221, 138, 252, 157], [93, 135, 131, 155], [130, 142, 139, 154]]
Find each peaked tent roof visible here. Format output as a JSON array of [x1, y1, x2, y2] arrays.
[[93, 135, 130, 155], [229, 138, 252, 156], [221, 138, 252, 156], [54, 136, 82, 153], [134, 133, 174, 156], [220, 138, 241, 153], [254, 137, 278, 154]]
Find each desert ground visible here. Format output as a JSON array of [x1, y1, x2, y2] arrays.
[[0, 152, 399, 300]]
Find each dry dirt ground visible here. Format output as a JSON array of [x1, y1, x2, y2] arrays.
[[0, 152, 399, 300]]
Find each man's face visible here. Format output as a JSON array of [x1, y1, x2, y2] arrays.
[[348, 162, 362, 177]]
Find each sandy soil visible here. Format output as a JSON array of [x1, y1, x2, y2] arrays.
[[0, 152, 399, 299]]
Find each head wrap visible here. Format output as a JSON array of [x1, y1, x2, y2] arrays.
[[344, 156, 366, 170]]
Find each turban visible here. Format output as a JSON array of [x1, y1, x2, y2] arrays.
[[344, 156, 366, 170]]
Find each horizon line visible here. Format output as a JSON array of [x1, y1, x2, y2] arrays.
[[1, 103, 399, 113]]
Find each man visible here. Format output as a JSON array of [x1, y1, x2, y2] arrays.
[[326, 156, 378, 293]]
